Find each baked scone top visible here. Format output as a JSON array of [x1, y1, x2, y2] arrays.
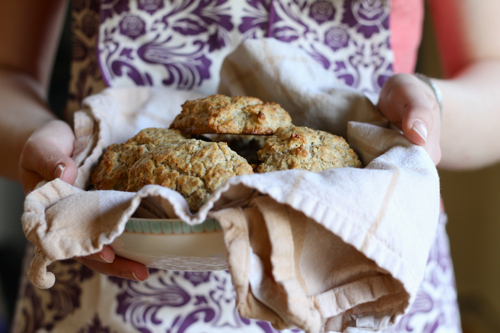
[[91, 128, 254, 211], [127, 127, 187, 145], [169, 94, 293, 135], [90, 128, 186, 192], [256, 126, 362, 173]]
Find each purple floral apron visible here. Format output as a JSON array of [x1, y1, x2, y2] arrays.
[[66, 0, 394, 114], [12, 1, 462, 332]]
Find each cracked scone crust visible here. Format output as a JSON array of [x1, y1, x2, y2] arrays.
[[169, 94, 292, 135], [256, 126, 362, 173], [91, 128, 254, 211], [90, 128, 186, 192]]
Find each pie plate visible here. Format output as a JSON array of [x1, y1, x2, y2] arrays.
[[109, 217, 228, 271]]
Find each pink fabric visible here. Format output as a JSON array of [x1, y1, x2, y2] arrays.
[[390, 0, 424, 73]]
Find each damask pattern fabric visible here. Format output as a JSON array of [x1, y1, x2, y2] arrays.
[[11, 0, 462, 332], [67, 0, 394, 114], [68, 0, 107, 117]]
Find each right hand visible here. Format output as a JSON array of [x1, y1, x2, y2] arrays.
[[20, 119, 149, 282]]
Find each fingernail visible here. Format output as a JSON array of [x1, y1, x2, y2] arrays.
[[54, 163, 66, 179], [411, 119, 428, 143], [122, 271, 141, 281], [98, 253, 113, 263], [87, 253, 113, 263]]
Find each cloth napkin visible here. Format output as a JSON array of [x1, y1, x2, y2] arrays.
[[22, 39, 440, 333]]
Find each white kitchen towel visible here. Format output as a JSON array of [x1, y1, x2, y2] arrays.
[[22, 39, 440, 333]]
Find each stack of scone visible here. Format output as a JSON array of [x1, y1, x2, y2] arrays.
[[91, 94, 362, 211]]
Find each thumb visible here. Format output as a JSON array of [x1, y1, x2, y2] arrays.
[[20, 144, 78, 194], [20, 121, 78, 194], [401, 104, 441, 165], [378, 74, 441, 164], [397, 80, 441, 165]]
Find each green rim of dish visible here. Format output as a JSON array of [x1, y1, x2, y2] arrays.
[[125, 218, 222, 234]]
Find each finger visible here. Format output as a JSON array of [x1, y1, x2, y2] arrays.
[[20, 121, 78, 193], [398, 98, 441, 164], [81, 245, 116, 263], [400, 97, 437, 146], [378, 75, 441, 164], [20, 142, 78, 193], [380, 77, 437, 136], [397, 84, 441, 164], [378, 75, 408, 125], [76, 255, 150, 281]]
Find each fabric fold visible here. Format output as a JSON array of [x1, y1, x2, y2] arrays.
[[212, 196, 410, 333]]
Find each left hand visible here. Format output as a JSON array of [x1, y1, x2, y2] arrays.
[[378, 73, 441, 165]]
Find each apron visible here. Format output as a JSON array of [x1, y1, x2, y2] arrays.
[[12, 1, 462, 332]]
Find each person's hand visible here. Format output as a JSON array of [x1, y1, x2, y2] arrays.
[[19, 119, 149, 281], [19, 119, 78, 194], [378, 73, 441, 165], [75, 245, 149, 282]]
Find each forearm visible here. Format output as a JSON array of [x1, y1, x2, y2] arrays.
[[0, 67, 57, 180], [437, 60, 500, 170]]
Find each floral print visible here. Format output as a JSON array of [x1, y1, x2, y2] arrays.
[[341, 0, 389, 38], [101, 0, 130, 23], [12, 250, 95, 332], [77, 314, 118, 333], [67, 0, 107, 116], [106, 270, 304, 332], [138, 0, 164, 15], [119, 14, 146, 39], [183, 271, 211, 286], [94, 0, 234, 93], [309, 1, 336, 24], [73, 0, 90, 13], [324, 26, 349, 50], [67, 0, 395, 114], [82, 13, 99, 38]]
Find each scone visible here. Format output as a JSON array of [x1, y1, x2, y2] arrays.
[[169, 94, 292, 135], [127, 127, 187, 145], [90, 128, 186, 191], [256, 126, 362, 173], [91, 128, 254, 211]]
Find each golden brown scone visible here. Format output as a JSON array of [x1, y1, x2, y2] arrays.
[[169, 94, 293, 135], [256, 126, 362, 173], [91, 128, 186, 191], [91, 128, 253, 211], [127, 140, 253, 211], [91, 143, 148, 191], [127, 127, 187, 146]]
